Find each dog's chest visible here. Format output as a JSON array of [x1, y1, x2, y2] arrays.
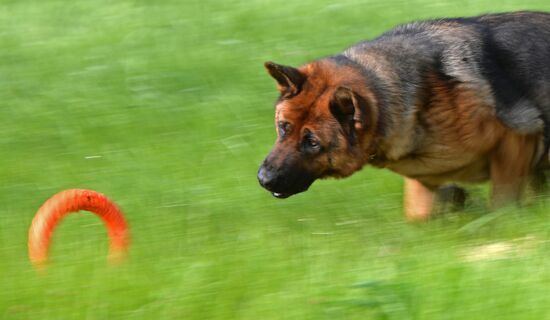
[[383, 147, 490, 186], [379, 78, 511, 186], [379, 111, 505, 186]]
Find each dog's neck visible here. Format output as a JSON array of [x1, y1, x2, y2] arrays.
[[337, 54, 424, 166]]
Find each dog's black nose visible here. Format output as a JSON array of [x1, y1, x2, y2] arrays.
[[257, 165, 275, 189]]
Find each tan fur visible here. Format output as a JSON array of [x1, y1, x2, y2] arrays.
[[490, 132, 541, 206]]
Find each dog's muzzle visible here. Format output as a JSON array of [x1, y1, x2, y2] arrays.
[[257, 162, 315, 199]]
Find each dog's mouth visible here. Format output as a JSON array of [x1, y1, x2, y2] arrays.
[[270, 183, 313, 199], [271, 192, 292, 199]]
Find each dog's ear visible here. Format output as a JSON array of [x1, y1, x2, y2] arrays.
[[264, 61, 305, 98], [329, 87, 369, 144]]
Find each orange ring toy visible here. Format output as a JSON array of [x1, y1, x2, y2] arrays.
[[28, 189, 129, 268]]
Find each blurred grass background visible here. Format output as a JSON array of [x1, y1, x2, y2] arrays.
[[1, 0, 550, 319]]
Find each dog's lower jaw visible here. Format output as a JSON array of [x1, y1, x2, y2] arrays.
[[272, 192, 291, 199]]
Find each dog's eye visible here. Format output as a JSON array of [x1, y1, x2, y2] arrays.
[[307, 138, 319, 148], [303, 135, 321, 152]]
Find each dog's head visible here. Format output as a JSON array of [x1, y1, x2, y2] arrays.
[[258, 59, 380, 198]]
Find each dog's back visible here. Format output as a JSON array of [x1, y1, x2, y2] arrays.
[[344, 11, 550, 137]]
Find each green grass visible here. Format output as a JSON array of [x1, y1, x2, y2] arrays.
[[1, 0, 550, 319]]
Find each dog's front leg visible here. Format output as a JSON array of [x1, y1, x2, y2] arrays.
[[403, 178, 436, 221]]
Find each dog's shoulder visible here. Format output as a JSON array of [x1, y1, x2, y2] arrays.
[[345, 12, 550, 136]]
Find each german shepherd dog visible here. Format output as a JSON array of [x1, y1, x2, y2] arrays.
[[257, 11, 550, 221]]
